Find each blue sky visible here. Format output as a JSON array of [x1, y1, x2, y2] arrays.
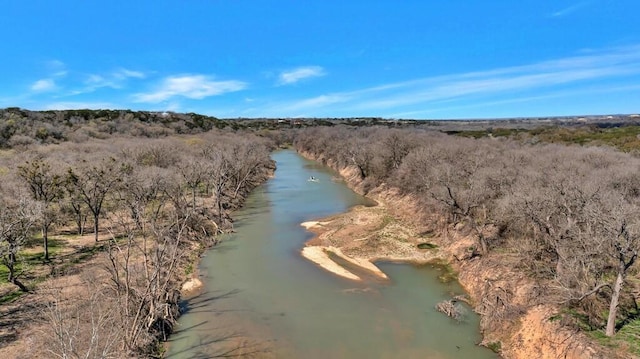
[[1, 1, 639, 119]]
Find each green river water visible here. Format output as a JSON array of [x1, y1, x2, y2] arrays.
[[166, 150, 498, 359]]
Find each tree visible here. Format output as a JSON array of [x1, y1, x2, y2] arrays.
[[17, 159, 63, 261], [65, 189, 88, 236], [66, 157, 124, 242], [347, 138, 375, 179], [43, 276, 121, 359], [505, 146, 640, 335], [0, 194, 37, 292], [205, 149, 232, 222], [373, 130, 415, 179], [595, 193, 640, 336], [509, 150, 606, 289], [414, 139, 502, 254], [227, 141, 271, 199], [178, 158, 209, 209], [105, 199, 186, 354], [116, 166, 171, 231]]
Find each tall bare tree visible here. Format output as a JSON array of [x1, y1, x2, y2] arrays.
[[66, 157, 124, 242], [205, 149, 232, 222], [18, 159, 64, 261], [178, 158, 209, 209], [593, 192, 640, 336], [227, 141, 271, 199], [105, 199, 186, 354], [0, 193, 37, 292]]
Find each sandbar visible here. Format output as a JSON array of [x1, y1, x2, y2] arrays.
[[300, 221, 329, 230], [301, 245, 389, 281]]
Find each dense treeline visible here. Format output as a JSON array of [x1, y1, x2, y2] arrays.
[[453, 122, 640, 153], [294, 126, 640, 339], [0, 108, 389, 149], [0, 108, 237, 147], [4, 107, 640, 151], [0, 130, 275, 357]]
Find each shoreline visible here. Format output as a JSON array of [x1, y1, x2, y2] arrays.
[[296, 149, 616, 359], [299, 201, 440, 283]]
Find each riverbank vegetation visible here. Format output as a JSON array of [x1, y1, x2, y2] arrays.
[[2, 107, 640, 358], [294, 127, 640, 357], [0, 114, 275, 357]]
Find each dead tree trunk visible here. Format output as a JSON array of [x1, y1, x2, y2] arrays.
[[606, 269, 624, 336]]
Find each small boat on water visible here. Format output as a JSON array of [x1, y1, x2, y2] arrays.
[[308, 176, 320, 182]]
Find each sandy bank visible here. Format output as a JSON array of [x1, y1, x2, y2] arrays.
[[181, 277, 203, 297], [301, 246, 361, 280], [298, 196, 439, 283], [300, 220, 329, 230], [300, 245, 389, 281]]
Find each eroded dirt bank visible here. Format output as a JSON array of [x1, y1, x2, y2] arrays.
[[298, 151, 619, 359]]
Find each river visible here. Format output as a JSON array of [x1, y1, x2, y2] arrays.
[[166, 149, 498, 359]]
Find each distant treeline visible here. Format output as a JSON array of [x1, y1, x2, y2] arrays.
[[0, 108, 232, 147], [3, 107, 640, 150]]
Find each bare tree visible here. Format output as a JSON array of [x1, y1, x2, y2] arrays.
[[227, 141, 271, 199], [65, 189, 88, 236], [66, 157, 124, 242], [409, 139, 503, 254], [593, 192, 640, 336], [18, 159, 64, 261], [205, 149, 232, 222], [116, 165, 171, 231], [43, 276, 121, 359], [347, 137, 375, 179], [104, 201, 186, 354], [371, 129, 416, 179], [178, 158, 209, 209], [0, 193, 37, 292]]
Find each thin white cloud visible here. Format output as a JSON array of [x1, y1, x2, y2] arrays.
[[46, 59, 66, 70], [86, 74, 106, 84], [550, 1, 591, 18], [251, 44, 640, 117], [44, 60, 68, 78], [31, 79, 56, 92], [133, 74, 247, 103], [113, 68, 145, 79], [67, 68, 147, 96], [391, 83, 640, 119], [83, 68, 145, 86], [278, 66, 326, 85], [84, 74, 118, 89]]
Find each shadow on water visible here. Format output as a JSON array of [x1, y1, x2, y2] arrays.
[[166, 329, 271, 359], [170, 289, 273, 358], [180, 289, 243, 315], [206, 241, 240, 255]]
